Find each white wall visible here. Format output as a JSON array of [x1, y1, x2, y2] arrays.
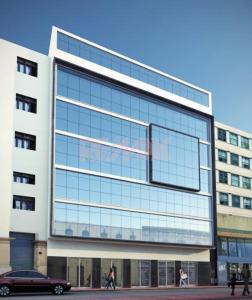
[[0, 39, 52, 241]]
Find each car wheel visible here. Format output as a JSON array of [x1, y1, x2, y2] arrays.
[[0, 285, 10, 297], [53, 284, 64, 295]]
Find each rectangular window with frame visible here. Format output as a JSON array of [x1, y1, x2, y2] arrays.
[[219, 192, 229, 206], [16, 94, 37, 113], [232, 195, 240, 208], [13, 172, 35, 184], [218, 128, 226, 142], [219, 171, 228, 184], [230, 153, 239, 166], [218, 149, 227, 163], [15, 131, 36, 150], [241, 157, 250, 169], [242, 177, 251, 189], [229, 132, 238, 146], [218, 237, 228, 256], [243, 197, 252, 210], [231, 174, 240, 187], [17, 57, 37, 77], [241, 136, 249, 149], [13, 195, 35, 211]]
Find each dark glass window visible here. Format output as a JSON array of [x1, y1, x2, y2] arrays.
[[15, 131, 36, 150], [25, 271, 45, 278], [230, 153, 239, 166], [242, 177, 251, 189], [228, 239, 238, 256], [13, 172, 35, 184], [150, 125, 200, 191], [218, 150, 227, 163], [218, 128, 226, 142], [219, 171, 228, 184], [241, 136, 249, 149], [243, 198, 252, 209], [13, 195, 35, 211], [16, 94, 37, 113], [231, 174, 239, 187], [232, 195, 240, 208], [218, 237, 228, 256], [229, 132, 238, 146], [5, 271, 27, 278], [17, 57, 37, 77], [219, 192, 229, 206], [241, 157, 250, 169]]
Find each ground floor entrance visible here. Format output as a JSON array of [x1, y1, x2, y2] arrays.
[[218, 259, 252, 284], [47, 256, 209, 288]]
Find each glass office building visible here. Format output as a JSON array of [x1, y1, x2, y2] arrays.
[[47, 27, 216, 287]]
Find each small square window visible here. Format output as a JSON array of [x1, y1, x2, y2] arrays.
[[219, 171, 228, 184], [241, 157, 250, 169], [244, 198, 251, 209], [232, 195, 240, 208], [230, 153, 239, 166], [218, 128, 226, 142], [16, 94, 37, 113], [231, 174, 240, 187], [242, 177, 251, 189], [15, 131, 36, 150], [218, 150, 227, 163], [219, 192, 229, 206], [229, 132, 238, 146], [17, 57, 37, 77], [13, 195, 35, 211], [241, 136, 249, 149]]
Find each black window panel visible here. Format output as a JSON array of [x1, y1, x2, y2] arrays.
[[17, 57, 37, 77], [218, 150, 227, 163], [232, 195, 240, 208], [219, 171, 228, 184], [230, 153, 239, 166], [15, 131, 36, 150], [13, 195, 35, 211], [13, 172, 35, 185], [16, 94, 37, 113], [219, 192, 228, 206], [218, 128, 226, 142]]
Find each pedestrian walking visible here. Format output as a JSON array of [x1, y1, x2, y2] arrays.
[[241, 264, 251, 296], [179, 268, 187, 287], [106, 267, 115, 290], [229, 273, 236, 296]]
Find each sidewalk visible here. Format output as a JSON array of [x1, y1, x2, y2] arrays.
[[68, 286, 252, 300]]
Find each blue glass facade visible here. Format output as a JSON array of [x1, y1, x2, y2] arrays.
[[53, 63, 213, 246], [57, 33, 209, 107]]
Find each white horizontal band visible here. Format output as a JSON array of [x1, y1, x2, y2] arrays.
[[55, 164, 147, 184], [54, 198, 212, 222], [56, 95, 149, 126], [55, 164, 212, 197], [56, 130, 148, 155]]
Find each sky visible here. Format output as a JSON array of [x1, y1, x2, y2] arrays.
[[0, 0, 251, 133]]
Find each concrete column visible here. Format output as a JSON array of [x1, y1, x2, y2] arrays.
[[0, 238, 11, 274], [34, 240, 47, 275]]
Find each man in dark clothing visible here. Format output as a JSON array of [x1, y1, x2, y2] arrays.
[[242, 264, 251, 296], [230, 273, 236, 296]]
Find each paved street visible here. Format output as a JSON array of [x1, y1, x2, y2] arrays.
[[7, 287, 252, 300]]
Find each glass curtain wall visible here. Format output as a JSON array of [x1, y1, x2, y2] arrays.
[[53, 64, 213, 247]]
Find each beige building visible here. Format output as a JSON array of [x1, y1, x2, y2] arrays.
[[215, 121, 252, 284]]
